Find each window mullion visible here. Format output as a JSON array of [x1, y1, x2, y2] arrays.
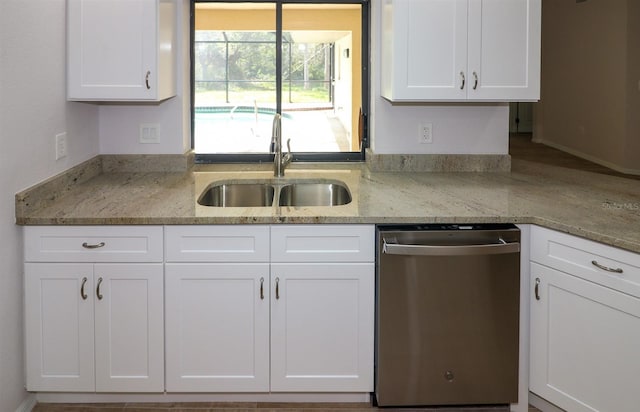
[[275, 2, 282, 114]]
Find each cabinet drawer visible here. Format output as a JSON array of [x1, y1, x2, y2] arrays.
[[531, 226, 640, 298], [271, 225, 375, 263], [165, 225, 270, 262], [24, 226, 163, 262]]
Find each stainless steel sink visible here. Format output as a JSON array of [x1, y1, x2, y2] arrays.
[[279, 182, 352, 207], [198, 179, 352, 208], [198, 183, 275, 207]]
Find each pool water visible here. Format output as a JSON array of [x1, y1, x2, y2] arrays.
[[194, 107, 291, 153], [194, 106, 347, 153]]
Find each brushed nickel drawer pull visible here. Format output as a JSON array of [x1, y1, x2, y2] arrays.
[[80, 277, 88, 300], [145, 70, 151, 89], [96, 277, 103, 300], [472, 71, 478, 90], [82, 242, 105, 249], [460, 71, 466, 90], [275, 277, 280, 300], [591, 260, 623, 274], [260, 277, 264, 300], [534, 278, 541, 301]]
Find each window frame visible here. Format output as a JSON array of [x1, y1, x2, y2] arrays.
[[191, 0, 370, 164]]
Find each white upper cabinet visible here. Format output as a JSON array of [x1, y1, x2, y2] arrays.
[[67, 0, 176, 101], [381, 0, 541, 102]]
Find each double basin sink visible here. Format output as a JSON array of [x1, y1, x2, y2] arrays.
[[198, 179, 352, 208]]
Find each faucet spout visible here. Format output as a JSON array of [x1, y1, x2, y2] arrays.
[[271, 114, 292, 177]]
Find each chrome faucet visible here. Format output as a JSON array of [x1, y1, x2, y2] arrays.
[[271, 113, 292, 177]]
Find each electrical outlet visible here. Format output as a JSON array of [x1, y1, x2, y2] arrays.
[[140, 123, 161, 144], [419, 122, 433, 144], [55, 132, 67, 160]]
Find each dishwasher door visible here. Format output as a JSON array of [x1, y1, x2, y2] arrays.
[[375, 224, 520, 407]]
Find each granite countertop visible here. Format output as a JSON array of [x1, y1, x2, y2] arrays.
[[15, 157, 640, 253]]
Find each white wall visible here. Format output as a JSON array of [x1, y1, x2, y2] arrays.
[[0, 1, 100, 410], [371, 102, 509, 154], [97, 0, 509, 156]]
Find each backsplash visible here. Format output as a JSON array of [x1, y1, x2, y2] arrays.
[[365, 150, 511, 172]]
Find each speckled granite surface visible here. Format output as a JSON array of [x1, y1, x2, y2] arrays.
[[15, 158, 640, 253], [365, 149, 511, 172]]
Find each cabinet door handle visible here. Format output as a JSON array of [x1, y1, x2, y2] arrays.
[[460, 71, 466, 90], [472, 71, 478, 90], [592, 260, 623, 274], [80, 277, 88, 300], [145, 71, 151, 89], [82, 242, 105, 249], [260, 277, 264, 300], [534, 277, 541, 301], [275, 277, 280, 300], [96, 277, 103, 300]]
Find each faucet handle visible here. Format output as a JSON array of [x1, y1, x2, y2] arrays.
[[283, 138, 293, 166]]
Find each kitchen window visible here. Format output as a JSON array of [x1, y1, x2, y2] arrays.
[[192, 0, 369, 163]]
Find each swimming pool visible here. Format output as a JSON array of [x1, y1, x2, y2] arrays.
[[194, 106, 347, 153], [194, 106, 292, 153]]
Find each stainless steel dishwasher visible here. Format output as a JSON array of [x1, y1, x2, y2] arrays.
[[375, 224, 520, 407]]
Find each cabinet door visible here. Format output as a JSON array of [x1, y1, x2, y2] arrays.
[[270, 263, 374, 392], [94, 264, 164, 392], [467, 0, 541, 101], [165, 263, 270, 392], [67, 0, 172, 101], [25, 263, 95, 392], [382, 0, 468, 101], [530, 263, 640, 412]]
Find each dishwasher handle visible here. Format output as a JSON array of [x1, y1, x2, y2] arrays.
[[383, 239, 520, 256]]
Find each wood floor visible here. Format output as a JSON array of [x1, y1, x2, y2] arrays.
[[31, 402, 541, 412], [509, 133, 640, 180]]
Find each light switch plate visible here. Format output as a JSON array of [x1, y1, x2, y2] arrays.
[[140, 123, 161, 144], [55, 132, 67, 160]]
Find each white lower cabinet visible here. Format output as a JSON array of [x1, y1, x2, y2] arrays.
[[24, 226, 165, 393], [270, 263, 374, 392], [164, 224, 375, 393], [24, 224, 375, 394], [530, 226, 640, 412], [25, 262, 164, 392], [270, 225, 374, 392], [165, 263, 270, 392]]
